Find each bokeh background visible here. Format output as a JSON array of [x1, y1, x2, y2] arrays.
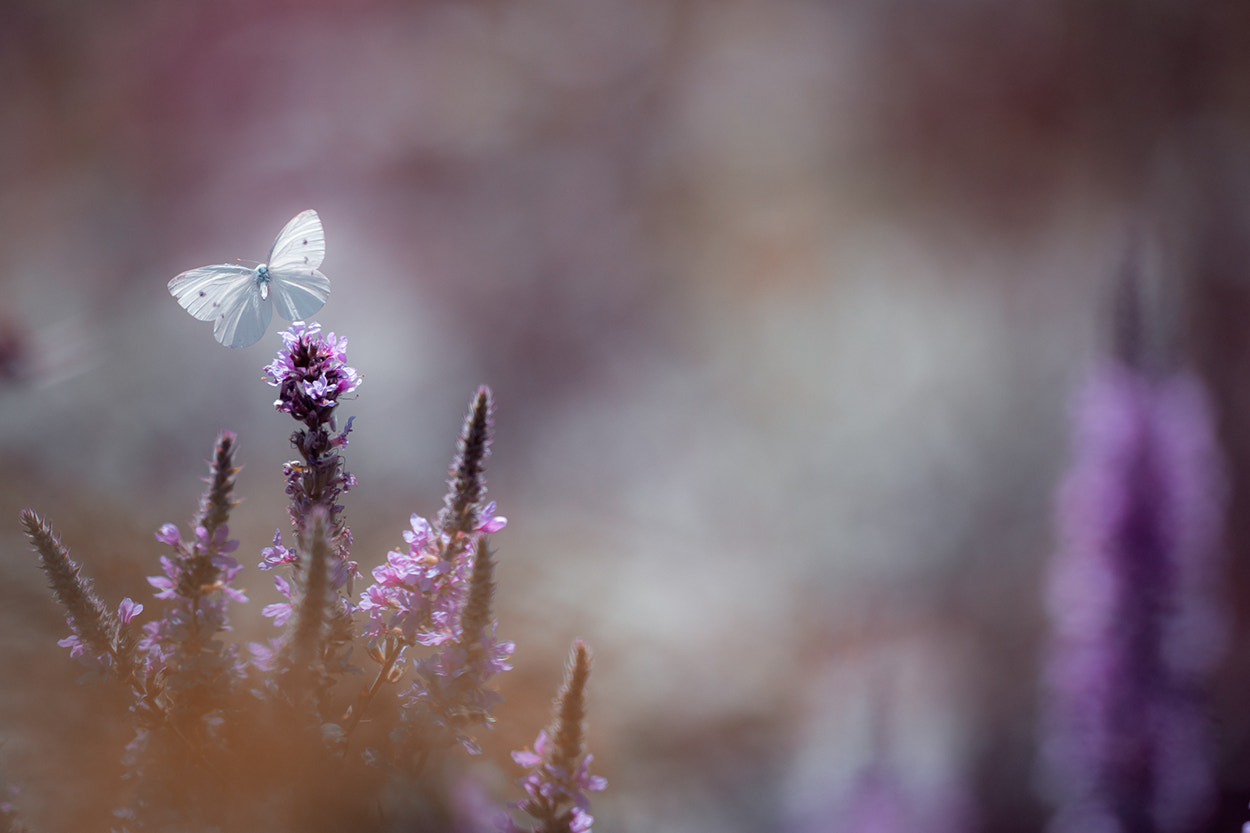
[[4, 1, 1250, 831]]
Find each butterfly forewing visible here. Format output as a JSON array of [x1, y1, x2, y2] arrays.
[[168, 265, 258, 321], [267, 209, 325, 272], [266, 209, 329, 321]]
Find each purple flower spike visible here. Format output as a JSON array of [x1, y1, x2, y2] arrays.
[[263, 321, 359, 572], [261, 322, 362, 703], [508, 642, 605, 833], [1041, 358, 1224, 833], [138, 433, 248, 704]]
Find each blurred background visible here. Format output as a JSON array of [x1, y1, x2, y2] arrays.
[[4, 0, 1250, 830]]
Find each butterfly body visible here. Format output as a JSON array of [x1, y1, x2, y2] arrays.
[[169, 209, 330, 348]]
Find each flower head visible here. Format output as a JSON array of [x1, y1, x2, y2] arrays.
[[264, 321, 360, 430]]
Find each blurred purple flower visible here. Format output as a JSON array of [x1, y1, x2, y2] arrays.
[[139, 521, 247, 671], [55, 595, 144, 673], [511, 730, 606, 810], [1041, 359, 1224, 833], [262, 574, 296, 627], [507, 642, 604, 833], [117, 597, 144, 623]]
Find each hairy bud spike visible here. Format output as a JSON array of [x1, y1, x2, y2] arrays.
[[460, 537, 497, 653], [20, 509, 135, 683], [547, 641, 592, 771], [284, 508, 332, 707], [197, 430, 240, 539], [438, 386, 494, 555]]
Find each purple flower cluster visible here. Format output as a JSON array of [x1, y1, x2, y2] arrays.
[[138, 432, 249, 690], [344, 386, 518, 759], [506, 642, 605, 833], [508, 730, 606, 833], [257, 527, 357, 634], [358, 503, 513, 753], [360, 510, 507, 646], [1042, 360, 1223, 833], [140, 521, 247, 669], [397, 533, 515, 754], [20, 312, 604, 832], [264, 321, 361, 430]]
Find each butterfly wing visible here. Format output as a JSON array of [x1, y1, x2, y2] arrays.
[[210, 276, 274, 348], [266, 209, 331, 321], [268, 210, 325, 270], [270, 265, 331, 322], [168, 264, 257, 321], [168, 264, 272, 348]]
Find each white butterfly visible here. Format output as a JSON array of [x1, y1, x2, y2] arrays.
[[168, 209, 331, 348]]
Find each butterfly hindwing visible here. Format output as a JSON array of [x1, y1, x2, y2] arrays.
[[211, 275, 274, 348], [270, 267, 331, 322]]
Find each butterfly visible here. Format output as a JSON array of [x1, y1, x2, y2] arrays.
[[168, 209, 331, 348]]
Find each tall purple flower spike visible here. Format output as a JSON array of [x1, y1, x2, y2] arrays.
[[258, 321, 362, 688], [1041, 357, 1224, 833]]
